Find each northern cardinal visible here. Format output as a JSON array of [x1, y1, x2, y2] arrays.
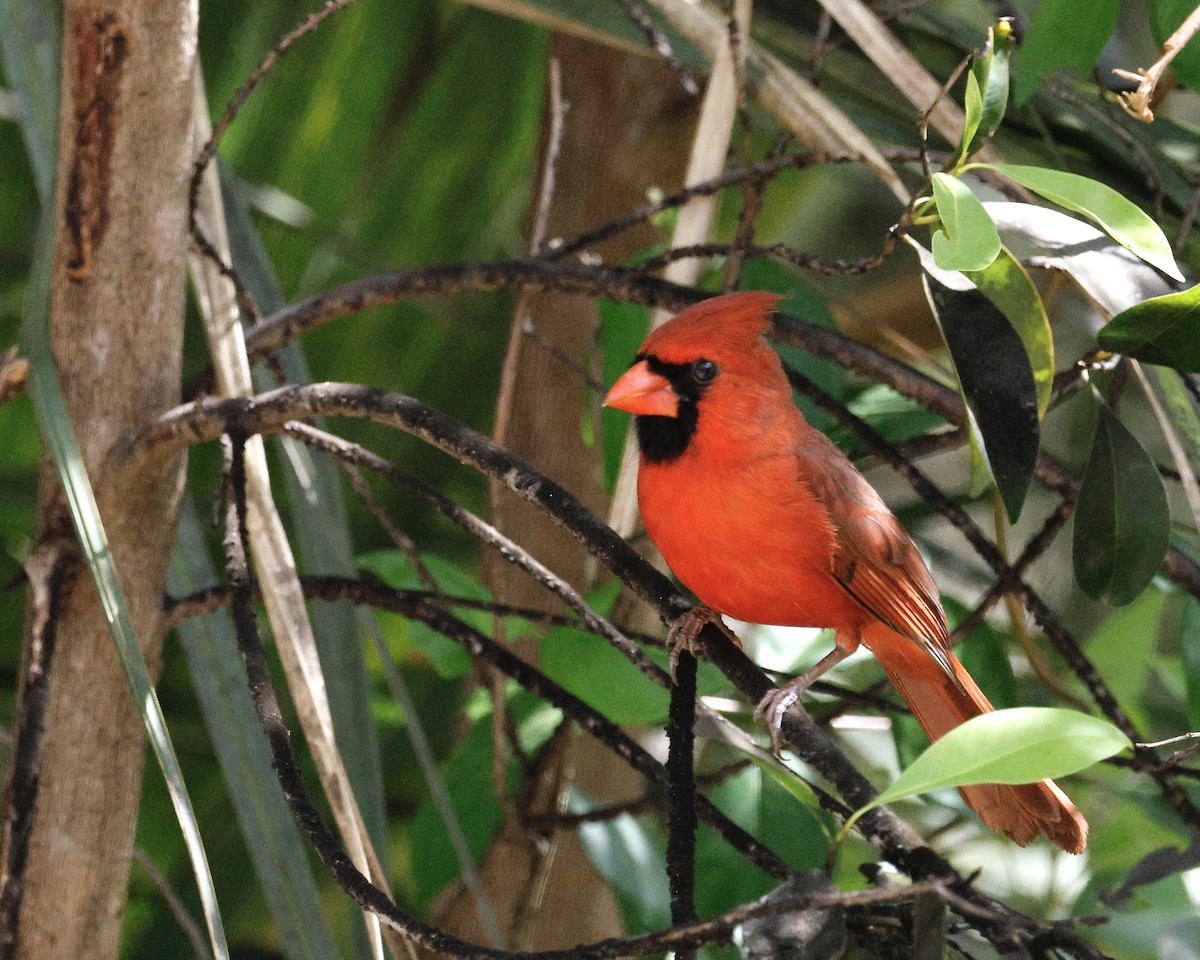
[[604, 291, 1087, 853]]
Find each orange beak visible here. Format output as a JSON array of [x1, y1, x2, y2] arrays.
[[604, 360, 679, 417]]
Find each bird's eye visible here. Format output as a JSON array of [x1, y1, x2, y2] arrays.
[[692, 359, 719, 384]]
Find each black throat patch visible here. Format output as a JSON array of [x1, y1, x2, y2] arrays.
[[634, 355, 708, 465]]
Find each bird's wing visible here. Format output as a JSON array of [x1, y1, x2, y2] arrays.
[[797, 432, 951, 657]]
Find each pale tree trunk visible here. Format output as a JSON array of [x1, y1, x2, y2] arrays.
[[0, 2, 195, 958], [438, 33, 696, 950]]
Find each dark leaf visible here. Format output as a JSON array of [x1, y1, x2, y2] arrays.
[[965, 246, 1054, 415], [922, 271, 1039, 521], [1072, 397, 1171, 605], [1098, 283, 1200, 371]]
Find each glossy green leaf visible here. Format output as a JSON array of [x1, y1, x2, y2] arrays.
[[576, 800, 671, 932], [1073, 398, 1172, 605], [957, 71, 983, 167], [1012, 0, 1120, 105], [921, 267, 1039, 521], [981, 163, 1184, 281], [409, 692, 537, 904], [930, 173, 1001, 272], [850, 708, 1129, 826], [1099, 282, 1200, 370], [966, 246, 1054, 416], [957, 21, 1013, 163]]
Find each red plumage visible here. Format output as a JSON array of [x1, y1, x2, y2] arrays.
[[605, 291, 1087, 853]]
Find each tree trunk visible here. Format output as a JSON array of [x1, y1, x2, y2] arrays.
[[0, 2, 195, 958]]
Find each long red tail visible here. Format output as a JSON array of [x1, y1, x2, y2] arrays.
[[877, 641, 1088, 854]]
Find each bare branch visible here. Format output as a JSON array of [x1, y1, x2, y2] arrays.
[[1113, 2, 1200, 122]]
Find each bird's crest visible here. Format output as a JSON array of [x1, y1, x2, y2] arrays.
[[641, 291, 781, 361]]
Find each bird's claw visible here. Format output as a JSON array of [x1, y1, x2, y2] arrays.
[[666, 606, 740, 681], [753, 685, 800, 757]]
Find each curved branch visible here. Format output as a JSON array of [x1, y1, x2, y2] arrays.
[[170, 573, 789, 882], [131, 384, 1025, 904]]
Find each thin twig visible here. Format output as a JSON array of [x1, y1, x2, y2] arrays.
[[612, 0, 699, 95], [333, 458, 437, 589], [1113, 2, 1200, 122], [132, 848, 213, 960], [187, 0, 357, 324], [950, 498, 1074, 642]]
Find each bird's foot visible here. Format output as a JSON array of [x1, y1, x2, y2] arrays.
[[752, 645, 853, 756], [753, 683, 803, 757], [666, 606, 740, 681]]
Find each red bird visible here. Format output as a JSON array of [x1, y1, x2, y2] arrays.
[[604, 291, 1087, 853]]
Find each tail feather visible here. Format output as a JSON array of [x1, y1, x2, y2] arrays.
[[880, 650, 1088, 854]]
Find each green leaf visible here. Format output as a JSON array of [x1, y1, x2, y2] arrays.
[[359, 550, 506, 679], [966, 246, 1054, 416], [1082, 587, 1166, 732], [930, 173, 1001, 272], [1099, 282, 1200, 370], [851, 708, 1129, 826], [575, 798, 671, 932], [1012, 0, 1120, 106], [540, 580, 671, 725], [981, 163, 1184, 281], [957, 71, 983, 167], [836, 384, 944, 449], [921, 265, 1039, 521], [956, 21, 1013, 163], [1072, 397, 1171, 605], [409, 692, 533, 904]]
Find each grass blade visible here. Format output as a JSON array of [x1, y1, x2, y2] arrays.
[[0, 0, 60, 200]]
